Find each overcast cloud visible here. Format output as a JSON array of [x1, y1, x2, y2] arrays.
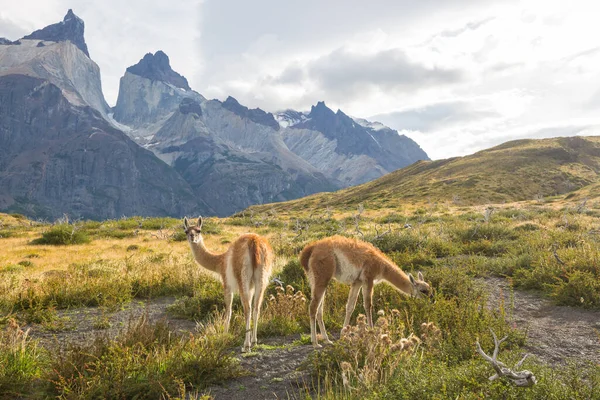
[[1, 0, 600, 159]]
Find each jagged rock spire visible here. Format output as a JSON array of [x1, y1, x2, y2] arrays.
[[23, 9, 89, 57], [126, 51, 191, 90]]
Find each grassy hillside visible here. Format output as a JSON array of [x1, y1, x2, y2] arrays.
[[252, 136, 600, 214]]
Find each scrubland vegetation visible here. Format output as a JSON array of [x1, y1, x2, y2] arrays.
[[0, 198, 599, 398]]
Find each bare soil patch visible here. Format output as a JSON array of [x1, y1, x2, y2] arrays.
[[484, 277, 600, 366]]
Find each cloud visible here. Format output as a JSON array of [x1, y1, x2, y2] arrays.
[[304, 48, 464, 100], [370, 100, 498, 132], [0, 15, 30, 39], [4, 0, 600, 161]]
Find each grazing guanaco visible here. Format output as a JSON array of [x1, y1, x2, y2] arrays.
[[184, 216, 273, 352], [300, 235, 431, 347]]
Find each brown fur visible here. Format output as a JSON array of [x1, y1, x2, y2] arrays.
[[184, 217, 273, 352], [300, 242, 314, 272], [300, 235, 431, 347]]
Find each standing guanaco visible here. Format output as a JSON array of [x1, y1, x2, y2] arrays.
[[184, 217, 273, 352]]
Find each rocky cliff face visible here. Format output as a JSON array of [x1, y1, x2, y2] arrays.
[[113, 51, 204, 135], [0, 39, 110, 117], [278, 102, 429, 186], [146, 97, 335, 216], [0, 74, 204, 219]]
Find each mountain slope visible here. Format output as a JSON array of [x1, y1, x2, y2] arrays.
[[0, 10, 205, 219], [278, 102, 429, 186], [0, 74, 204, 219], [251, 136, 600, 212], [114, 54, 336, 216]]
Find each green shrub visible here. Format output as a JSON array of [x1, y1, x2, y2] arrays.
[[513, 223, 540, 232], [548, 270, 600, 308], [368, 233, 423, 253], [462, 240, 511, 256], [31, 224, 90, 245], [0, 319, 47, 396], [0, 230, 15, 239], [168, 278, 226, 321], [269, 259, 309, 297], [17, 260, 33, 268], [454, 224, 518, 242], [171, 230, 187, 242], [49, 315, 242, 399]]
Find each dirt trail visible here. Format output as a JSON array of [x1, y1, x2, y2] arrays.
[[27, 297, 197, 350], [203, 336, 314, 400], [484, 277, 600, 365], [24, 278, 600, 399]]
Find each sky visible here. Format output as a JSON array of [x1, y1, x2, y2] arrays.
[[1, 0, 600, 159]]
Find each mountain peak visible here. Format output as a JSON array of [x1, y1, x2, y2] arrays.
[[221, 96, 280, 130], [126, 51, 191, 91], [22, 9, 89, 57]]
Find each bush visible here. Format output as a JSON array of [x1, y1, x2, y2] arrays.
[[269, 259, 309, 296], [31, 224, 90, 245], [368, 233, 423, 253], [49, 315, 242, 398], [0, 319, 47, 396], [259, 285, 308, 336], [168, 278, 226, 321], [548, 270, 600, 308], [454, 224, 518, 242]]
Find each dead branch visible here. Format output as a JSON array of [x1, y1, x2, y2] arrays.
[[475, 329, 536, 387], [551, 243, 566, 266], [374, 223, 392, 239]]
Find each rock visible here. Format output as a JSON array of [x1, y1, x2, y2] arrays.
[[22, 9, 89, 57], [278, 101, 429, 186], [221, 96, 280, 131], [0, 39, 110, 118], [178, 98, 202, 116], [126, 51, 190, 90]]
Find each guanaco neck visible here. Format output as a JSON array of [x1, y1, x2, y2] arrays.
[[188, 237, 224, 274], [380, 262, 414, 296]]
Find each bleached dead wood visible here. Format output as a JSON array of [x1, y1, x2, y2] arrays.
[[475, 329, 537, 387]]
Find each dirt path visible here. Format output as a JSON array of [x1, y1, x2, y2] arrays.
[[27, 297, 197, 350], [25, 298, 315, 399], [203, 336, 314, 400], [484, 277, 600, 365], [23, 278, 600, 399]]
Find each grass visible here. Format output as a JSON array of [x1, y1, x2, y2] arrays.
[[0, 202, 599, 398]]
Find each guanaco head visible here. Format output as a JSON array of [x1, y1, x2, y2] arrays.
[[409, 271, 432, 298], [183, 216, 203, 244]]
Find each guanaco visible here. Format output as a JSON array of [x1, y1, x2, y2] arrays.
[[184, 217, 273, 352], [300, 235, 431, 347]]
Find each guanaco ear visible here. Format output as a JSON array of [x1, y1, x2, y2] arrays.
[[409, 273, 416, 285], [183, 217, 189, 229], [418, 271, 424, 281], [197, 216, 203, 230]]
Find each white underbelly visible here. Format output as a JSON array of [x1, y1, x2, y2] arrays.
[[333, 250, 362, 284], [225, 252, 239, 293]]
